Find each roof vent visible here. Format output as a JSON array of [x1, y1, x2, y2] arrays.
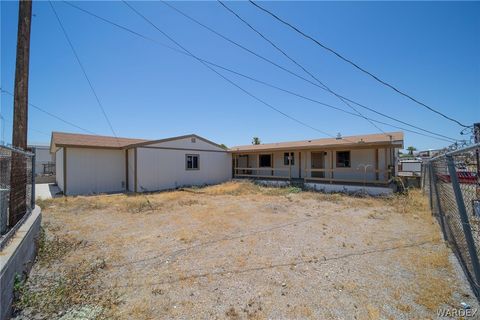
[[336, 133, 342, 140], [191, 137, 196, 143]]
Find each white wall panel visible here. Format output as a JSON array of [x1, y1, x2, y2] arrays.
[[66, 148, 125, 195], [137, 148, 231, 191], [55, 148, 64, 191], [127, 149, 135, 192]]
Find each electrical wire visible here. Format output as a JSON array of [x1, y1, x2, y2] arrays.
[[0, 112, 52, 140], [61, 1, 458, 143], [49, 1, 119, 143], [248, 0, 470, 128], [218, 0, 386, 134], [123, 0, 338, 139], [159, 1, 458, 142], [1, 88, 97, 135]]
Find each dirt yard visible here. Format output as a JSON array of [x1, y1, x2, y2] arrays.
[[12, 181, 479, 319]]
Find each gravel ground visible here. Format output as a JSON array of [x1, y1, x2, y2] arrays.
[[13, 181, 479, 319]]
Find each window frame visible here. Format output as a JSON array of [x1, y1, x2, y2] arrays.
[[336, 151, 351, 168], [185, 154, 200, 170], [283, 152, 295, 166], [259, 154, 272, 168]]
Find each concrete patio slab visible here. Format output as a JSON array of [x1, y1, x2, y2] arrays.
[[35, 183, 61, 200]]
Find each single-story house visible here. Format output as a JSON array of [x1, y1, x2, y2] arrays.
[[50, 132, 231, 195], [230, 132, 403, 194], [50, 131, 403, 196]]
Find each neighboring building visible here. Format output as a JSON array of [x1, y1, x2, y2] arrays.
[[398, 159, 422, 188], [230, 132, 404, 194], [29, 145, 55, 175], [50, 132, 231, 195], [50, 131, 404, 196], [416, 149, 442, 159], [398, 159, 422, 177]]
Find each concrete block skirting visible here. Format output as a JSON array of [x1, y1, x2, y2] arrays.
[[252, 180, 292, 188], [304, 183, 393, 196], [0, 206, 42, 320], [237, 179, 393, 196]]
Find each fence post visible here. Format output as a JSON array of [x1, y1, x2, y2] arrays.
[[428, 162, 433, 210], [429, 161, 448, 241], [422, 163, 426, 195], [446, 154, 480, 291], [31, 151, 35, 209]]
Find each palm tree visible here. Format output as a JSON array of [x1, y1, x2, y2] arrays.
[[252, 137, 261, 145], [406, 146, 417, 155]]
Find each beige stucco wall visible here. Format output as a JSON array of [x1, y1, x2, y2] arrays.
[[55, 148, 64, 192], [305, 148, 390, 181], [234, 147, 395, 182], [66, 148, 125, 195]]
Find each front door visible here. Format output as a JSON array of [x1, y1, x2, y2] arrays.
[[311, 152, 325, 178]]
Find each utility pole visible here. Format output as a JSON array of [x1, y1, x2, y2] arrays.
[[9, 0, 32, 226]]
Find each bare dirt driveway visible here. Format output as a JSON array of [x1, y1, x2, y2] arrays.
[[14, 182, 479, 319]]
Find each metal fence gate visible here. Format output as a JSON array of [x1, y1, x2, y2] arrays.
[[423, 143, 480, 300]]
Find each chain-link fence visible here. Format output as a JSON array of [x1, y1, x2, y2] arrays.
[[42, 162, 55, 175], [0, 145, 35, 248], [423, 143, 480, 300]]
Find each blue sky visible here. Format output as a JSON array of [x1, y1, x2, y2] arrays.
[[1, 1, 479, 150]]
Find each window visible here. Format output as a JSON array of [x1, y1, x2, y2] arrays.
[[284, 152, 295, 165], [336, 151, 350, 168], [259, 154, 272, 167], [186, 154, 199, 170]]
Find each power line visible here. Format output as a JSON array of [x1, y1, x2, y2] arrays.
[[217, 0, 386, 134], [160, 1, 337, 98], [0, 110, 51, 139], [48, 1, 119, 142], [159, 1, 458, 142], [62, 2, 458, 143], [63, 1, 160, 45], [123, 0, 338, 139], [248, 0, 470, 128], [205, 65, 456, 143], [1, 88, 97, 135], [29, 128, 51, 137]]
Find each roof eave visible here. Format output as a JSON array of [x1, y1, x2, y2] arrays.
[[230, 140, 404, 153]]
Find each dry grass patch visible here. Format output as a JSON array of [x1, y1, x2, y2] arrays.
[[411, 249, 454, 311], [35, 226, 86, 267], [13, 227, 120, 319], [198, 181, 301, 197], [17, 181, 477, 319]]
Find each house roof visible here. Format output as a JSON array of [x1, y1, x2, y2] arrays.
[[50, 132, 226, 153], [50, 132, 147, 153], [127, 134, 226, 150], [230, 132, 404, 153]]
